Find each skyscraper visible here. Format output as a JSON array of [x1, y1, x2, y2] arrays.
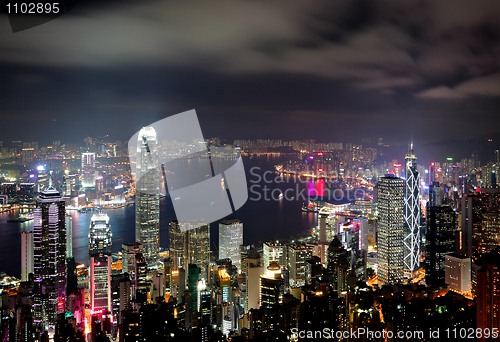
[[259, 261, 283, 308], [377, 175, 404, 285], [169, 220, 210, 278], [21, 231, 34, 282], [327, 236, 350, 292], [288, 243, 312, 287], [89, 213, 112, 314], [33, 186, 66, 331], [121, 242, 143, 276], [425, 205, 457, 284], [169, 221, 185, 271], [81, 153, 96, 188], [219, 219, 243, 269], [404, 144, 420, 273], [263, 241, 287, 270], [475, 246, 500, 342], [135, 127, 160, 266]]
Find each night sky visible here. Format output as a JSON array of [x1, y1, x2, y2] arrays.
[[0, 0, 499, 146]]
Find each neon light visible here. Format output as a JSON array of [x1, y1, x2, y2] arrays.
[[393, 163, 401, 168]]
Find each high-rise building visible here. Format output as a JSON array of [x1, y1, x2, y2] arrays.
[[327, 236, 350, 292], [169, 221, 185, 271], [33, 186, 66, 331], [425, 205, 457, 284], [288, 243, 312, 288], [403, 144, 420, 273], [66, 215, 73, 258], [21, 231, 34, 282], [169, 220, 210, 278], [135, 127, 160, 266], [89, 213, 112, 314], [111, 273, 131, 326], [475, 246, 500, 342], [259, 261, 283, 308], [377, 175, 404, 285], [219, 219, 243, 269], [263, 242, 287, 270], [445, 254, 471, 294], [121, 242, 143, 276], [81, 153, 96, 188]]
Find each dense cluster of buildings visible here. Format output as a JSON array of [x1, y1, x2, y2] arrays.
[[0, 132, 499, 341]]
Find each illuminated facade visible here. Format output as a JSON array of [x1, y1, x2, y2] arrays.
[[135, 126, 160, 266], [288, 243, 312, 287], [219, 219, 243, 269], [263, 241, 287, 270], [81, 152, 96, 187], [169, 220, 210, 278], [21, 231, 34, 282], [33, 186, 67, 331], [377, 175, 404, 285], [259, 261, 283, 308], [404, 144, 420, 273], [89, 213, 112, 314]]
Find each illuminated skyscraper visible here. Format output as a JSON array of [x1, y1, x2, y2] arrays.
[[259, 261, 283, 308], [288, 243, 312, 287], [219, 219, 243, 269], [327, 236, 350, 292], [169, 220, 210, 278], [21, 231, 34, 282], [33, 186, 66, 331], [89, 213, 112, 314], [263, 241, 287, 270], [404, 144, 421, 273], [377, 175, 404, 285], [135, 126, 160, 266], [425, 205, 456, 285], [81, 153, 96, 188]]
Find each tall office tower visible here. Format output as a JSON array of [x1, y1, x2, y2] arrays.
[[460, 194, 482, 257], [239, 246, 262, 312], [169, 221, 185, 271], [21, 231, 34, 282], [188, 264, 201, 312], [186, 224, 210, 280], [475, 246, 500, 342], [327, 236, 350, 292], [81, 153, 96, 188], [259, 261, 284, 308], [135, 126, 160, 266], [219, 219, 243, 269], [445, 254, 471, 294], [461, 189, 500, 258], [66, 215, 73, 258], [263, 242, 287, 270], [219, 268, 231, 303], [33, 186, 67, 331], [319, 212, 329, 264], [89, 213, 112, 314], [479, 189, 500, 256], [428, 182, 443, 207], [163, 258, 174, 301], [169, 221, 210, 278], [134, 252, 148, 304], [377, 175, 405, 285], [197, 279, 212, 326], [425, 205, 457, 284], [403, 144, 420, 273], [111, 273, 131, 326], [288, 243, 312, 288], [121, 242, 143, 275]]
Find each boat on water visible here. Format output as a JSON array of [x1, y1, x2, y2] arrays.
[[7, 217, 34, 222]]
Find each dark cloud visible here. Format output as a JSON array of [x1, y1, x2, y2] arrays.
[[0, 0, 499, 145]]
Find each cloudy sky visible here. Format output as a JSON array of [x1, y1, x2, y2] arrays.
[[0, 0, 499, 146]]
